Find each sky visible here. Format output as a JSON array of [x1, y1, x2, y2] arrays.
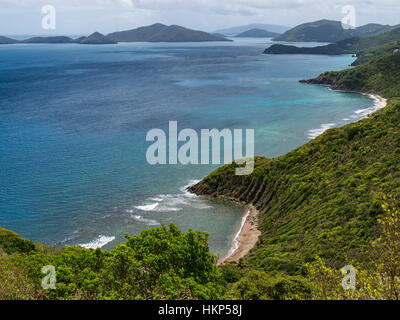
[[0, 0, 399, 36]]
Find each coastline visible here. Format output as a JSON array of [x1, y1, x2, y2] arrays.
[[217, 204, 261, 265], [325, 87, 388, 117], [209, 93, 387, 266], [363, 94, 387, 117]]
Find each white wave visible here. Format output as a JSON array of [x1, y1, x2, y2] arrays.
[[59, 233, 79, 244], [129, 180, 210, 214], [353, 94, 387, 119], [307, 123, 336, 139], [131, 215, 161, 226], [149, 197, 163, 202], [223, 210, 250, 261], [180, 179, 201, 198], [134, 203, 159, 211], [354, 108, 369, 114], [79, 235, 115, 249]]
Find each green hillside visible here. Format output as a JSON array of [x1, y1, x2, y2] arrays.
[[189, 53, 400, 297], [265, 27, 400, 58], [273, 20, 398, 42], [352, 40, 400, 65], [300, 52, 400, 97]]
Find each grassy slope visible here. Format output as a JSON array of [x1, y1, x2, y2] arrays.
[[190, 53, 400, 276]]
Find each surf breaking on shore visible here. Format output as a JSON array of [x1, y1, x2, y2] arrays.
[[306, 93, 387, 140], [218, 205, 261, 265], [214, 94, 387, 265]]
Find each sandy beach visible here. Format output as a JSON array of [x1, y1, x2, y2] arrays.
[[366, 94, 387, 116], [218, 204, 261, 265]]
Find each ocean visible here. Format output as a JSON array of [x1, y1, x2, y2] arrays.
[[0, 38, 378, 259]]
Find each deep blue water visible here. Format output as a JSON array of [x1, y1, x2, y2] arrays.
[[0, 38, 376, 258]]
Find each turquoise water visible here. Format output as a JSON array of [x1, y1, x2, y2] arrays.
[[0, 38, 376, 258]]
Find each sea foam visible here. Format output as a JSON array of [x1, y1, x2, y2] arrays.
[[79, 235, 115, 249], [307, 123, 336, 139]]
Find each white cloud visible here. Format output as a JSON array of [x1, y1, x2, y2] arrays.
[[0, 0, 398, 35]]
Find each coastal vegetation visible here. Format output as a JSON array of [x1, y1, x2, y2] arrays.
[[2, 20, 400, 300], [273, 19, 399, 42], [0, 225, 223, 300], [189, 50, 400, 300], [265, 26, 400, 59]]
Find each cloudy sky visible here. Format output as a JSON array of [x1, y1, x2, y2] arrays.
[[0, 0, 399, 35]]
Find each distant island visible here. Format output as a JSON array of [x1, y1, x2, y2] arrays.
[[214, 23, 291, 36], [79, 32, 117, 44], [264, 26, 400, 66], [0, 36, 18, 44], [273, 19, 399, 42], [106, 23, 231, 42], [0, 23, 231, 45], [234, 28, 280, 38]]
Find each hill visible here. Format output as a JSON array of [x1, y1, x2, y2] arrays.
[[79, 32, 117, 44], [214, 24, 291, 36], [189, 53, 400, 289], [273, 19, 398, 42], [21, 36, 76, 44], [264, 43, 347, 55], [265, 27, 400, 60], [0, 36, 18, 44], [107, 23, 231, 42], [235, 28, 280, 38], [352, 40, 400, 66], [300, 52, 400, 97], [0, 228, 36, 256]]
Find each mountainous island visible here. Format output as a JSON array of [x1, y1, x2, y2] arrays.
[[214, 23, 291, 36], [235, 28, 280, 38], [0, 36, 18, 44], [79, 32, 117, 44], [0, 24, 230, 45], [107, 23, 230, 42], [21, 36, 77, 44], [265, 26, 400, 66], [273, 19, 399, 42]]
